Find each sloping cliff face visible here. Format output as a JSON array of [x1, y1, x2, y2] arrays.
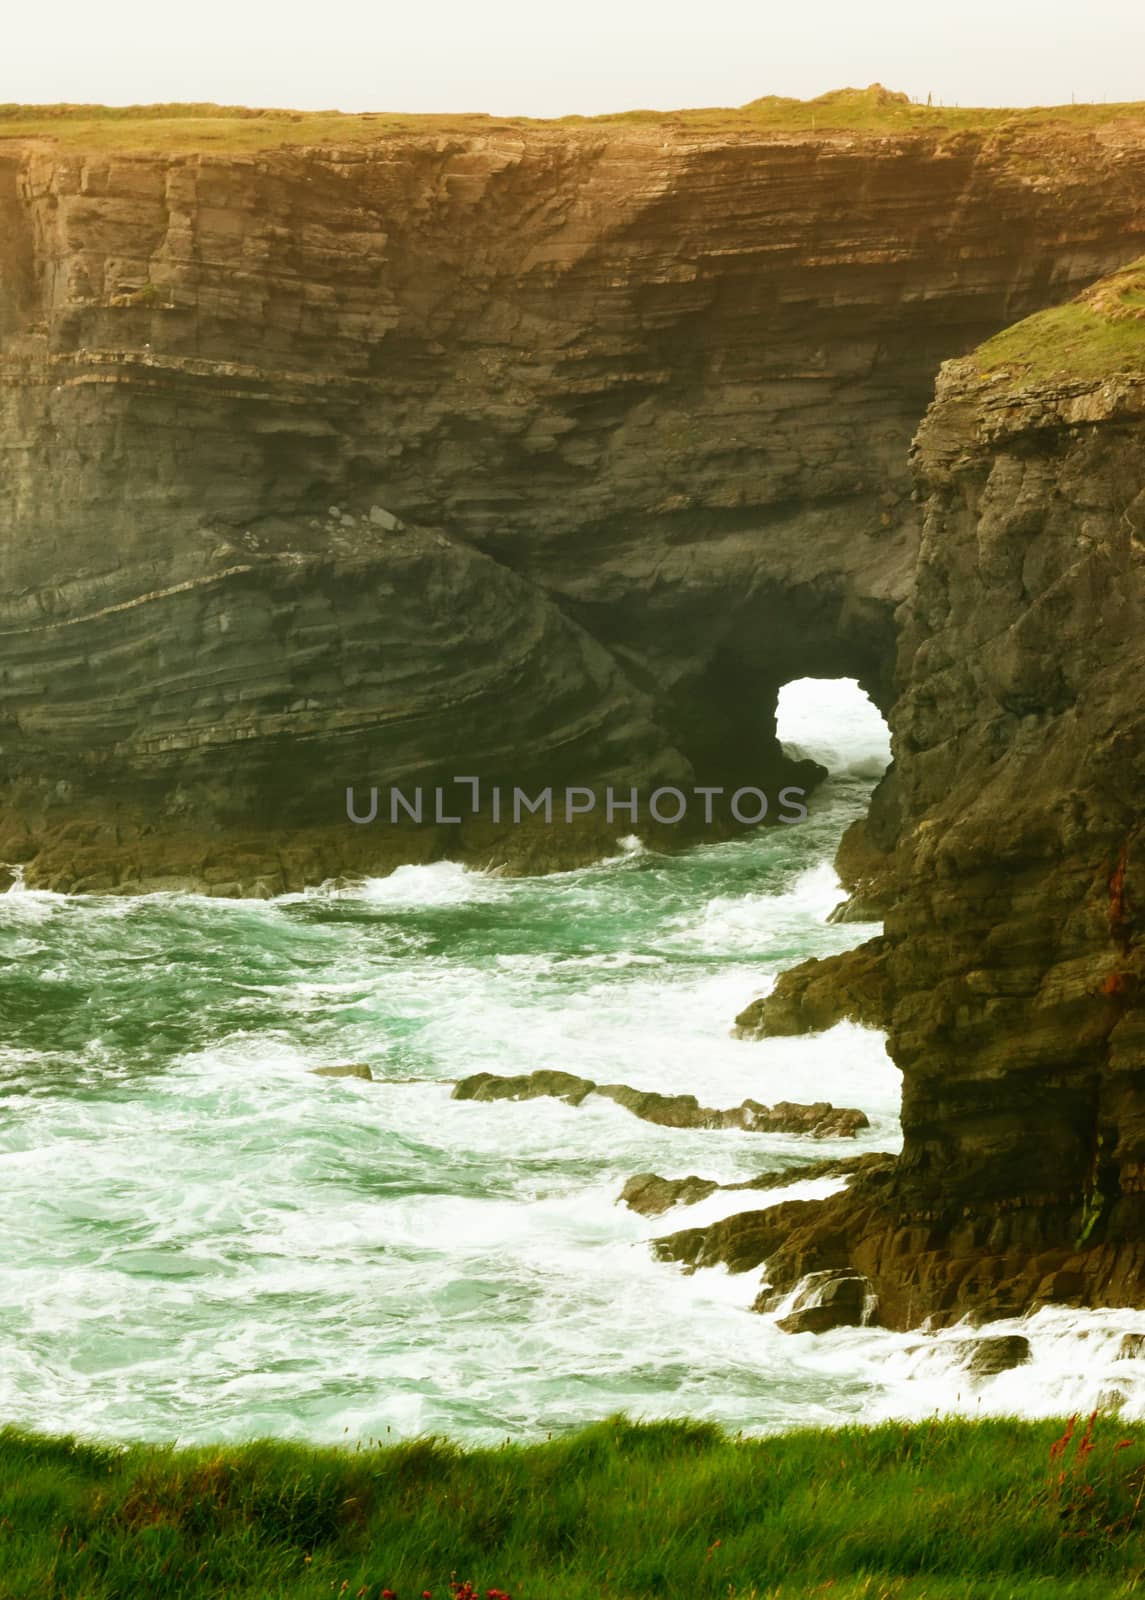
[[755, 268, 1145, 1327], [3, 115, 1145, 888]]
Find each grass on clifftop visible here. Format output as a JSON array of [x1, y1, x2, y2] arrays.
[[1, 85, 1144, 150], [975, 259, 1145, 385], [4, 1414, 1145, 1598]]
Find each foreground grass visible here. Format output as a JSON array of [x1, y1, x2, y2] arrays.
[[3, 1415, 1145, 1598], [1, 88, 1144, 151]]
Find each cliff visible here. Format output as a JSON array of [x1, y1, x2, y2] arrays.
[[748, 262, 1145, 1327], [3, 100, 1145, 888], [3, 100, 1145, 1331]]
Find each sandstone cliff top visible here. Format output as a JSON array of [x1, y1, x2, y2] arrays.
[[2, 84, 1145, 152]]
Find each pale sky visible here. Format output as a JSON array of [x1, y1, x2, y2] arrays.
[[4, 0, 1143, 117]]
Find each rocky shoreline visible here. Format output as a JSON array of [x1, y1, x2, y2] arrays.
[[2, 110, 1144, 1333]]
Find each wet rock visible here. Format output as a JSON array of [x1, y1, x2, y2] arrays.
[[595, 1085, 714, 1127], [620, 1173, 719, 1216], [1116, 1333, 1145, 1361], [311, 1063, 374, 1081], [453, 1069, 597, 1105], [655, 1197, 815, 1274], [964, 1335, 1032, 1376], [774, 1271, 873, 1334], [7, 127, 1145, 909], [827, 817, 897, 924], [734, 938, 891, 1039], [454, 1072, 869, 1137], [621, 1151, 894, 1216], [749, 1101, 869, 1137], [729, 270, 1145, 1332], [736, 1151, 896, 1193]]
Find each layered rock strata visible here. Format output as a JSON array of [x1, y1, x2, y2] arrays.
[[4, 112, 1145, 886]]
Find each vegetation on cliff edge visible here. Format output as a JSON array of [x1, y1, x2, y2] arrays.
[[976, 259, 1145, 384], [1, 85, 1144, 150], [4, 1414, 1145, 1597]]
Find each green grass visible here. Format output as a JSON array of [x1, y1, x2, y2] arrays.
[[974, 260, 1145, 385], [0, 86, 1144, 151], [3, 1414, 1145, 1598]]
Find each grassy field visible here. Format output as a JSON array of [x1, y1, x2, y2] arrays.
[[975, 259, 1145, 383], [3, 1413, 1145, 1598], [0, 86, 1143, 151]]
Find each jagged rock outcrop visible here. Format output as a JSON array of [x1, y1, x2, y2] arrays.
[[4, 110, 1145, 887], [734, 937, 892, 1037], [621, 1173, 721, 1216], [453, 1070, 869, 1136], [773, 1271, 874, 1334], [744, 264, 1145, 1328], [653, 1153, 896, 1268], [619, 1151, 880, 1216]]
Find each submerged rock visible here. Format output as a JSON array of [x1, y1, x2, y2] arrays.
[[452, 1071, 869, 1137], [311, 1063, 374, 1081]]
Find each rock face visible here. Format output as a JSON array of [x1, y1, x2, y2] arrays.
[[752, 267, 1145, 1329], [454, 1070, 597, 1106], [4, 115, 1145, 887]]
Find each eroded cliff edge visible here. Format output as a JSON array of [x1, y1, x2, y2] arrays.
[[3, 108, 1145, 888], [746, 265, 1145, 1328]]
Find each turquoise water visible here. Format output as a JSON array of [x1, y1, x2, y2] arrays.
[[2, 681, 1141, 1443]]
